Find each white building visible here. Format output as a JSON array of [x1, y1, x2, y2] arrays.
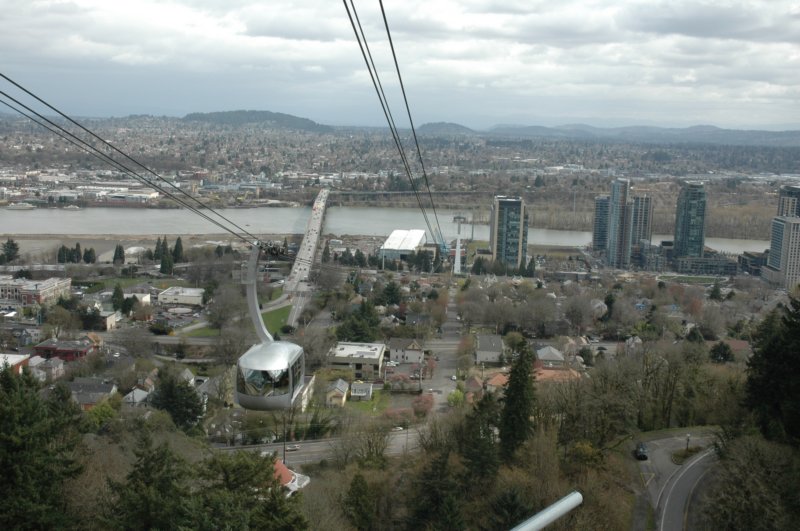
[[764, 216, 800, 290], [327, 342, 386, 380], [158, 286, 204, 306], [379, 229, 427, 261]]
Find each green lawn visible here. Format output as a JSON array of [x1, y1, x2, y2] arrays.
[[262, 305, 291, 334], [184, 327, 220, 338], [347, 389, 390, 415]]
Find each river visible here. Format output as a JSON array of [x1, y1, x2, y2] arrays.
[[0, 206, 769, 255]]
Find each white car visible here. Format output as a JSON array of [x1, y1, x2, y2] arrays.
[[386, 360, 399, 367], [450, 375, 457, 381]]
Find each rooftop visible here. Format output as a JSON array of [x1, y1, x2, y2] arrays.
[[381, 229, 426, 251], [329, 342, 386, 361]]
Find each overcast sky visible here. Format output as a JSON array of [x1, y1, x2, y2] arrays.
[[2, 0, 799, 129]]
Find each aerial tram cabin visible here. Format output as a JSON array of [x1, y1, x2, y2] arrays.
[[235, 243, 305, 410]]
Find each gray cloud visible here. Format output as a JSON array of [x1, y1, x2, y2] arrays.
[[0, 0, 798, 129]]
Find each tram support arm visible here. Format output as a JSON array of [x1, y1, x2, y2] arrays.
[[243, 242, 273, 343], [509, 491, 583, 531]]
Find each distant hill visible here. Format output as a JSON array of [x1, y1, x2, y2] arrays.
[[487, 123, 800, 147], [183, 110, 332, 133], [417, 122, 475, 135]]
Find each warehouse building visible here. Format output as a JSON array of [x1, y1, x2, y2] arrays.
[[378, 229, 427, 262]]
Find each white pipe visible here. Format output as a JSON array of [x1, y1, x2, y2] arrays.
[[510, 491, 583, 531]]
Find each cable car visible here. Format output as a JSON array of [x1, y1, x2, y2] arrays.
[[235, 242, 306, 410]]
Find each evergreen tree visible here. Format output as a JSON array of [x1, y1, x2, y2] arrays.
[[57, 245, 68, 263], [343, 473, 374, 531], [74, 242, 81, 264], [322, 240, 331, 263], [0, 372, 83, 529], [746, 300, 800, 446], [113, 243, 125, 265], [153, 236, 163, 260], [198, 451, 308, 530], [499, 343, 536, 461], [460, 392, 500, 485], [172, 236, 184, 263], [383, 281, 401, 305], [105, 432, 195, 530], [83, 247, 96, 263], [160, 251, 174, 275], [2, 238, 19, 262], [407, 452, 464, 530], [524, 256, 536, 277], [150, 371, 203, 429], [160, 236, 170, 260], [111, 283, 125, 311]]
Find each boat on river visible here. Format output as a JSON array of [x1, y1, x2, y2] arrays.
[[6, 202, 36, 210]]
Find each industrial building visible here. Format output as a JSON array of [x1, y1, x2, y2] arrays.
[[158, 286, 205, 306], [378, 229, 427, 262]]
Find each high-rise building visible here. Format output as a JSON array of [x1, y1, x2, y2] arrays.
[[489, 196, 529, 269], [592, 195, 609, 252], [631, 195, 653, 244], [764, 217, 800, 290], [777, 185, 800, 217], [673, 181, 707, 258], [606, 179, 633, 268]]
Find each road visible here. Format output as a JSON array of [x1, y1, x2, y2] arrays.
[[217, 429, 420, 467], [657, 449, 717, 531], [634, 430, 716, 531]]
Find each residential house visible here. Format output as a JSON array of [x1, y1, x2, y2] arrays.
[[536, 346, 566, 368], [350, 381, 373, 401], [387, 337, 424, 363], [0, 353, 29, 374], [273, 459, 311, 497], [326, 378, 349, 407], [485, 372, 509, 395], [475, 334, 507, 364], [67, 377, 118, 410], [123, 388, 150, 407]]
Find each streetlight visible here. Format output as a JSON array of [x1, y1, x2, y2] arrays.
[[686, 433, 691, 452]]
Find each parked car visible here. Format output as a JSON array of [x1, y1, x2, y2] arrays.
[[450, 375, 457, 381], [386, 360, 399, 367], [634, 442, 648, 460]]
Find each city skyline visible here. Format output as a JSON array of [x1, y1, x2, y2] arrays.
[[2, 1, 799, 130]]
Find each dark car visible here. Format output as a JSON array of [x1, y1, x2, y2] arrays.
[[634, 442, 648, 460]]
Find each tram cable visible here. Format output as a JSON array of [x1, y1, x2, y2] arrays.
[[0, 73, 263, 246], [377, 0, 445, 247], [343, 0, 441, 248]]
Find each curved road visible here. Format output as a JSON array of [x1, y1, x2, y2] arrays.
[[658, 448, 716, 531]]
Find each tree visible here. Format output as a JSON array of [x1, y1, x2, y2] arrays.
[[160, 251, 174, 275], [111, 283, 125, 311], [150, 371, 203, 430], [82, 247, 96, 263], [321, 240, 331, 263], [198, 451, 308, 530], [499, 343, 536, 461], [113, 243, 125, 265], [710, 341, 734, 363], [746, 300, 800, 445], [2, 238, 19, 262], [172, 236, 185, 263], [0, 372, 83, 530], [74, 242, 82, 264], [343, 473, 375, 531], [407, 451, 464, 530], [460, 392, 500, 485], [383, 281, 401, 305], [105, 432, 195, 530], [153, 236, 163, 260], [709, 281, 723, 301], [46, 305, 78, 338]]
